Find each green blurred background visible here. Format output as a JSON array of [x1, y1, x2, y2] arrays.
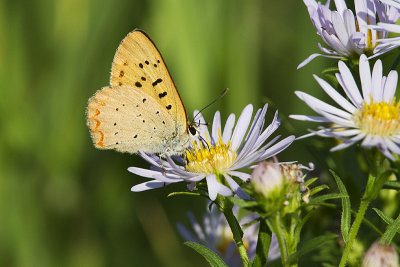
[[0, 0, 342, 266]]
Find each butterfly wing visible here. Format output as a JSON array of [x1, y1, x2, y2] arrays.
[[87, 86, 178, 154], [110, 29, 188, 134]]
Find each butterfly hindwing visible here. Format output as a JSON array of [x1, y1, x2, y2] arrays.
[[87, 86, 176, 154], [110, 29, 187, 133]]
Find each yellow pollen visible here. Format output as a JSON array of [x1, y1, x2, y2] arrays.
[[185, 130, 237, 174], [355, 17, 380, 53], [354, 98, 400, 137]]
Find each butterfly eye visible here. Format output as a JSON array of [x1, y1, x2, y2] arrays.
[[189, 126, 197, 136]]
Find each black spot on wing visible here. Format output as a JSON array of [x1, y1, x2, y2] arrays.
[[166, 105, 172, 110], [135, 82, 142, 87], [158, 91, 167, 98], [152, 78, 162, 86]]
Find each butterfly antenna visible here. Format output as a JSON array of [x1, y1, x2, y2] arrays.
[[192, 88, 229, 123], [198, 134, 210, 150]]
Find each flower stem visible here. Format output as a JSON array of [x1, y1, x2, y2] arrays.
[[272, 213, 290, 267], [338, 180, 373, 267], [223, 208, 250, 267]]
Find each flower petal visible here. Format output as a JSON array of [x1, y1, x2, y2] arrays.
[[313, 74, 356, 113], [371, 59, 384, 101], [222, 113, 235, 143], [131, 181, 167, 192], [224, 174, 249, 199], [338, 61, 364, 107], [383, 70, 398, 102], [206, 174, 232, 200], [212, 111, 221, 145], [231, 104, 253, 150]]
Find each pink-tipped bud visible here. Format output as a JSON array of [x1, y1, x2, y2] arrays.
[[251, 162, 284, 198]]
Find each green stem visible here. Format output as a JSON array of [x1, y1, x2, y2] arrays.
[[338, 195, 371, 267], [272, 213, 290, 267], [223, 208, 249, 267]]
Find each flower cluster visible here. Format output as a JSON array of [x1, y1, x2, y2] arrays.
[[299, 0, 400, 68]]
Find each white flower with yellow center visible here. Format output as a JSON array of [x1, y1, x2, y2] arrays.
[[291, 54, 400, 160], [298, 0, 400, 68], [129, 104, 295, 200]]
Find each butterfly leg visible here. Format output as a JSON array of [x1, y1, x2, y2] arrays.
[[159, 155, 167, 176]]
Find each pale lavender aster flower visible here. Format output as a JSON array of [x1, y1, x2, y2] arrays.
[[291, 54, 400, 160], [177, 205, 280, 266], [368, 0, 400, 56], [129, 104, 295, 200], [298, 0, 400, 68]]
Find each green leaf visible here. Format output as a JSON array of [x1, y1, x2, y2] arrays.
[[321, 66, 339, 74], [384, 180, 400, 190], [252, 220, 271, 267], [304, 177, 318, 187], [294, 212, 314, 246], [309, 185, 329, 196], [227, 196, 258, 208], [307, 193, 348, 206], [184, 242, 228, 267], [381, 213, 400, 245], [370, 170, 393, 200], [373, 208, 394, 225], [330, 170, 351, 244], [287, 234, 338, 264], [167, 191, 201, 197]]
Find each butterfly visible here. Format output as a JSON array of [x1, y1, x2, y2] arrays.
[[86, 29, 198, 156]]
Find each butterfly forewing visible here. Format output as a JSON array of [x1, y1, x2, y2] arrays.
[[87, 86, 176, 154], [110, 30, 187, 132]]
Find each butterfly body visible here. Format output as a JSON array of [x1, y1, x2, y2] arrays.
[[87, 29, 196, 156]]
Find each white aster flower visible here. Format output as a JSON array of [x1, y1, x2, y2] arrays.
[[299, 0, 400, 68], [129, 104, 295, 200], [177, 205, 280, 266], [291, 54, 400, 160]]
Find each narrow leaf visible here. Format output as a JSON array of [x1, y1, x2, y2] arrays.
[[307, 193, 347, 205], [310, 185, 329, 196], [167, 192, 201, 197], [370, 170, 393, 200], [227, 196, 258, 208], [304, 177, 319, 187], [185, 242, 228, 267], [381, 213, 400, 244], [287, 234, 338, 264], [330, 170, 351, 243], [373, 208, 394, 225], [252, 220, 271, 267], [384, 180, 400, 190]]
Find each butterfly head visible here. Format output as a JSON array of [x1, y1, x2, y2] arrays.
[[188, 121, 201, 140]]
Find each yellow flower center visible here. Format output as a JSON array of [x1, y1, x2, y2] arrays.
[[354, 98, 400, 137], [355, 17, 381, 54], [216, 227, 249, 257], [185, 131, 237, 174]]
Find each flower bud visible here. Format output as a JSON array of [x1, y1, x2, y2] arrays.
[[362, 241, 399, 267], [252, 162, 284, 197], [251, 162, 286, 213]]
